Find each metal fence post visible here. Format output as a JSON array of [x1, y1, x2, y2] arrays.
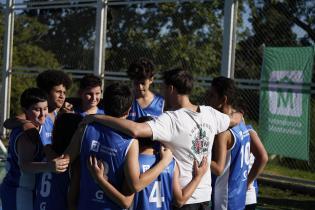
[[94, 0, 108, 88], [0, 0, 15, 143], [221, 0, 238, 79]]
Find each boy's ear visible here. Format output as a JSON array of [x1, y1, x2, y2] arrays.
[[169, 85, 174, 94]]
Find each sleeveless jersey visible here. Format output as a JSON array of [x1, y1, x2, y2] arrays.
[[0, 127, 43, 210], [75, 107, 105, 117], [128, 94, 164, 121], [34, 168, 70, 210], [131, 154, 175, 210], [40, 112, 57, 145], [78, 123, 133, 210], [212, 122, 250, 210]]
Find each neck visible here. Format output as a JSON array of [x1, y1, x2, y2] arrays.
[[172, 95, 198, 111], [82, 104, 98, 114]]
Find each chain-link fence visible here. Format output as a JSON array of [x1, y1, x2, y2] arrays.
[[0, 0, 315, 178]]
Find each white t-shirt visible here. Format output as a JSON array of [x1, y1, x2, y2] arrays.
[[147, 105, 230, 204]]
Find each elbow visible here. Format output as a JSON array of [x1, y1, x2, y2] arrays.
[[174, 199, 186, 208], [261, 153, 268, 166], [130, 182, 143, 193], [211, 165, 224, 176], [121, 200, 132, 209]]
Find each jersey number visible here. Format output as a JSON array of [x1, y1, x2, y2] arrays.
[[240, 142, 250, 168], [40, 172, 52, 197], [149, 181, 165, 208]]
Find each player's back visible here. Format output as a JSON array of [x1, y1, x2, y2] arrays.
[[78, 122, 133, 210], [131, 153, 175, 210], [212, 122, 250, 210]]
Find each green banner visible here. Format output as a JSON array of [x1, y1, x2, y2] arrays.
[[259, 46, 314, 160]]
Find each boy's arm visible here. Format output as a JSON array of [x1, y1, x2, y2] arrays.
[[68, 159, 80, 210], [88, 156, 134, 209], [3, 113, 28, 129], [173, 157, 208, 207], [247, 130, 268, 187], [210, 131, 230, 176], [82, 115, 152, 138], [64, 124, 86, 163], [124, 140, 173, 192], [17, 133, 69, 173]]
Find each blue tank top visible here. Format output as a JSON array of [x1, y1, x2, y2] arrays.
[[212, 122, 250, 210], [75, 107, 105, 117], [0, 127, 43, 210], [40, 113, 56, 145], [78, 123, 133, 210], [128, 94, 164, 121], [34, 169, 70, 210], [131, 154, 175, 210]]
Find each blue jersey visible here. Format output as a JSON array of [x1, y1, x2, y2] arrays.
[[34, 169, 70, 210], [75, 107, 105, 117], [40, 113, 56, 145], [128, 94, 164, 121], [131, 154, 175, 210], [0, 128, 43, 210], [78, 123, 133, 210], [212, 122, 250, 210]]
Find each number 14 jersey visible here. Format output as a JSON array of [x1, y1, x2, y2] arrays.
[[131, 153, 175, 210]]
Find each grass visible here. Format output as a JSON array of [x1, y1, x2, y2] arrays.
[[258, 185, 315, 210], [264, 162, 315, 181]]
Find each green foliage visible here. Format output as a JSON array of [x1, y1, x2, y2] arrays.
[[10, 75, 36, 116]]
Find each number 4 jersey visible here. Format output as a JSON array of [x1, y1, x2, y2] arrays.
[[131, 153, 175, 210], [211, 122, 250, 210]]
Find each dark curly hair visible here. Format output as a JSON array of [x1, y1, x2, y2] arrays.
[[36, 70, 72, 93], [162, 67, 193, 95]]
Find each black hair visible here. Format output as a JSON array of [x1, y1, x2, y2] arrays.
[[136, 116, 154, 148], [36, 70, 72, 93], [103, 83, 133, 117], [51, 113, 83, 155], [162, 67, 194, 95], [20, 87, 48, 110], [127, 58, 155, 81], [211, 76, 245, 113], [79, 74, 102, 90]]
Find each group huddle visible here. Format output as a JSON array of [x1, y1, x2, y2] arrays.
[[0, 58, 268, 210]]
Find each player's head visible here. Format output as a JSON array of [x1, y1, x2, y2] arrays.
[[103, 83, 133, 117], [206, 76, 244, 113], [36, 70, 72, 109], [127, 58, 155, 97], [79, 74, 102, 111], [136, 116, 155, 148], [51, 113, 83, 155], [162, 67, 193, 109], [20, 87, 48, 126]]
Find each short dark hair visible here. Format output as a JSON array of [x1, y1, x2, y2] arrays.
[[36, 70, 72, 93], [79, 74, 102, 90], [20, 87, 48, 110], [211, 76, 245, 113], [52, 113, 83, 155], [162, 67, 193, 95], [103, 83, 133, 117], [127, 58, 155, 81]]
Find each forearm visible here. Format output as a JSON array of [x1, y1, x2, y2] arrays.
[[132, 160, 169, 192], [93, 115, 138, 137], [3, 116, 29, 129], [247, 158, 267, 186], [176, 176, 202, 206], [19, 161, 53, 173], [97, 177, 133, 208]]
